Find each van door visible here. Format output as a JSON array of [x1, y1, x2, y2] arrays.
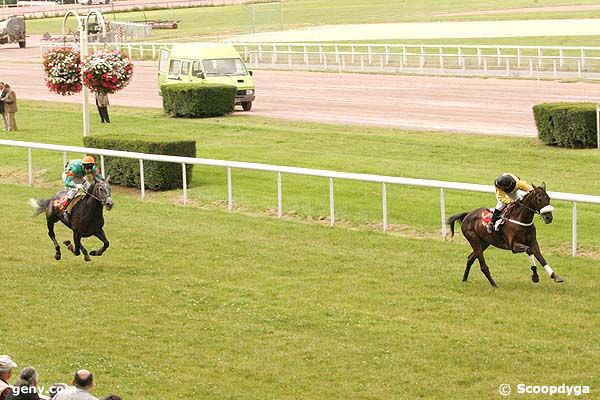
[[180, 60, 192, 83]]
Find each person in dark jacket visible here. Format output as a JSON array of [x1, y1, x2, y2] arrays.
[[0, 82, 7, 131], [6, 367, 41, 400]]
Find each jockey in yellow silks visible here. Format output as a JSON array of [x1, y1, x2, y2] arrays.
[[487, 173, 533, 233]]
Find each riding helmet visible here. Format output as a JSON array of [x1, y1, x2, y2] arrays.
[[495, 174, 517, 192], [82, 155, 96, 169]]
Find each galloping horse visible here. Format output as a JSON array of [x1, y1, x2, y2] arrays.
[[29, 176, 114, 262], [448, 183, 562, 287]]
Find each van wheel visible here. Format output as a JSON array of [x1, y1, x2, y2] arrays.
[[18, 40, 26, 48], [241, 101, 252, 111]]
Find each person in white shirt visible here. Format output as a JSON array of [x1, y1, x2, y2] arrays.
[[52, 371, 98, 400]]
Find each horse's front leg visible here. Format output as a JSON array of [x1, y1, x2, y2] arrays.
[[47, 219, 61, 261], [90, 230, 110, 256], [529, 255, 539, 283], [529, 240, 563, 283], [74, 233, 92, 262]]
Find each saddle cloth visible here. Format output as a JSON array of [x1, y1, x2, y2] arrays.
[[480, 208, 505, 230]]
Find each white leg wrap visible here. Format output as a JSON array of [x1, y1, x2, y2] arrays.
[[543, 264, 554, 277], [529, 255, 536, 267]]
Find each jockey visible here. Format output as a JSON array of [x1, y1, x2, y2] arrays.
[[62, 155, 103, 223], [487, 173, 533, 233]]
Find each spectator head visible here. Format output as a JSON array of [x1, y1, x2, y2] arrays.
[[15, 367, 38, 387], [72, 370, 93, 390], [3, 84, 9, 89], [0, 355, 17, 381], [48, 383, 69, 398], [103, 396, 122, 400]]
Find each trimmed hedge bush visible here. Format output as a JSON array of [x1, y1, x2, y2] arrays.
[[533, 102, 598, 148], [83, 135, 196, 190], [161, 83, 236, 118]]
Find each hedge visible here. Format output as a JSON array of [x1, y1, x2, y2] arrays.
[[533, 102, 598, 148], [83, 135, 196, 190], [161, 83, 236, 118]]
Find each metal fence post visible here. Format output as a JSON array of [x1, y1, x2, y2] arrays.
[[139, 159, 145, 200], [28, 147, 33, 186], [182, 163, 187, 205], [597, 104, 600, 149], [329, 177, 335, 226], [227, 167, 233, 211], [100, 155, 105, 178], [382, 183, 388, 233], [440, 188, 446, 240], [277, 172, 282, 218], [572, 202, 577, 257]]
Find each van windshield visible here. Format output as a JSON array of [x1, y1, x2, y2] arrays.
[[202, 58, 247, 76]]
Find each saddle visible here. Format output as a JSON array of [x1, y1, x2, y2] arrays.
[[480, 204, 517, 230], [52, 191, 85, 213]]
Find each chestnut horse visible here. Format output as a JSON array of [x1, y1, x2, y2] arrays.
[[448, 184, 563, 287]]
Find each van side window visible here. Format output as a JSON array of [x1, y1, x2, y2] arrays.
[[169, 60, 181, 76], [181, 61, 190, 76], [192, 61, 201, 76]]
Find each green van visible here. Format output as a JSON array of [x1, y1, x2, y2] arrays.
[[158, 43, 255, 111]]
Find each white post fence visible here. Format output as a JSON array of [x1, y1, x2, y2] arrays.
[[3, 139, 600, 257]]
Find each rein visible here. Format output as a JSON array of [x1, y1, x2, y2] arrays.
[[505, 193, 554, 227]]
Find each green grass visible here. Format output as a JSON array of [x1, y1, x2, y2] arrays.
[[1, 100, 600, 257], [1, 181, 599, 399], [24, 0, 600, 46]]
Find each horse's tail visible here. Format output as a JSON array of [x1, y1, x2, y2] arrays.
[[29, 198, 50, 217], [448, 212, 469, 237]]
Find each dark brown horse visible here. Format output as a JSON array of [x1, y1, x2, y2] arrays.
[[448, 183, 563, 287], [29, 176, 114, 262]]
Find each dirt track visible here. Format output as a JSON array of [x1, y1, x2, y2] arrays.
[[2, 38, 600, 136]]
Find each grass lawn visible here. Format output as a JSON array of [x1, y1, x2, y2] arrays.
[[0, 180, 599, 399], [1, 100, 599, 257], [24, 0, 600, 47]]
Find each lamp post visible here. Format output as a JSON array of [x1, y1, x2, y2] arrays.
[[78, 15, 90, 138], [62, 10, 90, 138]]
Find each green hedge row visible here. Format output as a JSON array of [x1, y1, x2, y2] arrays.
[[83, 135, 196, 190], [533, 102, 598, 148], [161, 83, 236, 118]]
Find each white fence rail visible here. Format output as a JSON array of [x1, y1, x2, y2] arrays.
[[2, 139, 599, 256], [40, 42, 600, 80]]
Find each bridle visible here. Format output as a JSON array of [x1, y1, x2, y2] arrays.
[[506, 191, 554, 227], [84, 181, 110, 206]]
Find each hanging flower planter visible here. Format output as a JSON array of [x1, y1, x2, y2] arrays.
[[43, 47, 82, 96], [81, 50, 134, 94]]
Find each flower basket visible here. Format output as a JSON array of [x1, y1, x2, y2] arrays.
[[43, 47, 82, 96], [81, 50, 134, 94]]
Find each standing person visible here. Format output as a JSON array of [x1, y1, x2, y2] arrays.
[[0, 84, 17, 131], [95, 92, 110, 123], [487, 172, 533, 233], [0, 355, 17, 400], [52, 370, 98, 400], [0, 82, 7, 131], [6, 367, 41, 400]]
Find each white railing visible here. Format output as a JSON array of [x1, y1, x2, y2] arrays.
[[40, 42, 600, 79], [2, 139, 599, 256]]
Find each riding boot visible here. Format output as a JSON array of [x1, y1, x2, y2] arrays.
[[487, 209, 502, 233]]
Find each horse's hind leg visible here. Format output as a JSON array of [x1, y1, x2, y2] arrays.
[[47, 219, 61, 260], [463, 252, 477, 282], [90, 230, 109, 257], [529, 255, 540, 283], [467, 240, 497, 288]]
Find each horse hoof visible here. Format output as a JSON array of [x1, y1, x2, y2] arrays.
[[531, 275, 540, 283], [554, 275, 564, 283], [54, 254, 61, 261], [89, 250, 101, 256], [84, 255, 91, 262], [63, 240, 71, 246]]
